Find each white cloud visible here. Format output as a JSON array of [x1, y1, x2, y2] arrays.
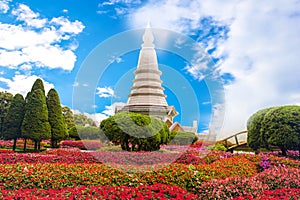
[[12, 4, 47, 28], [73, 81, 79, 87], [129, 0, 203, 32], [100, 0, 141, 7], [0, 2, 85, 71], [19, 64, 32, 71], [96, 86, 115, 98], [0, 74, 54, 96], [0, 50, 29, 68], [22, 45, 76, 70], [130, 0, 300, 139], [109, 55, 123, 64], [102, 105, 114, 116], [71, 102, 125, 126], [50, 17, 85, 34], [72, 110, 108, 126], [0, 0, 11, 13], [98, 0, 142, 17], [103, 102, 126, 116], [202, 101, 211, 105], [62, 9, 68, 13]]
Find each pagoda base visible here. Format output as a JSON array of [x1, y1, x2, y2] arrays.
[[117, 104, 177, 122]]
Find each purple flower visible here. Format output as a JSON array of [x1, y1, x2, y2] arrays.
[[259, 156, 272, 171]]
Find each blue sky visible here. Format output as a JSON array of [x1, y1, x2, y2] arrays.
[[0, 0, 299, 139]]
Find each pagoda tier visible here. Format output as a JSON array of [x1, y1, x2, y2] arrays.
[[119, 25, 177, 122]]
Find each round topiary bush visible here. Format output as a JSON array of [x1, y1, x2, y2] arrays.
[[100, 112, 170, 151], [247, 105, 300, 155]]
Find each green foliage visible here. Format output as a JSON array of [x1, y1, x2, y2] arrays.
[[62, 106, 75, 128], [169, 131, 198, 145], [100, 112, 170, 151], [22, 89, 51, 145], [62, 106, 77, 139], [0, 91, 13, 138], [247, 107, 274, 150], [247, 105, 300, 155], [68, 126, 79, 140], [76, 125, 107, 141], [262, 106, 300, 155], [208, 143, 227, 151], [31, 78, 45, 95], [2, 94, 25, 150], [46, 89, 68, 148], [74, 114, 94, 126]]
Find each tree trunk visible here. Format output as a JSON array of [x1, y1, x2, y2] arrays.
[[281, 147, 287, 156], [34, 141, 37, 151], [0, 117, 3, 139], [23, 138, 27, 151], [37, 141, 41, 151], [138, 141, 142, 151], [125, 139, 129, 151], [13, 138, 17, 151]]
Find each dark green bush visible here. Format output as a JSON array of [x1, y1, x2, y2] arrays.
[[100, 112, 170, 151], [68, 126, 79, 140], [77, 125, 107, 141], [247, 105, 300, 155], [169, 131, 198, 145]]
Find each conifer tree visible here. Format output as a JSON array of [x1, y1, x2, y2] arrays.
[[22, 91, 31, 151], [31, 78, 45, 95], [0, 91, 13, 138], [47, 89, 67, 147], [62, 106, 78, 138], [2, 94, 25, 151], [62, 106, 75, 128], [22, 89, 51, 151]]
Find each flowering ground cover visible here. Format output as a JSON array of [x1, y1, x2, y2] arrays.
[[60, 140, 103, 150], [0, 183, 198, 199], [0, 146, 299, 199], [0, 139, 46, 150], [235, 188, 300, 200]]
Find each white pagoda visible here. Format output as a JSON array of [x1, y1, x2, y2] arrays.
[[116, 25, 177, 122], [115, 25, 197, 133]]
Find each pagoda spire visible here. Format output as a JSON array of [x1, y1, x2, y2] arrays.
[[142, 23, 154, 48]]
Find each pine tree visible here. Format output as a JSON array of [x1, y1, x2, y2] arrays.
[[2, 94, 25, 151], [62, 106, 77, 138], [22, 91, 31, 151], [22, 89, 51, 151], [62, 106, 76, 129], [47, 89, 67, 148], [31, 78, 45, 95], [0, 91, 13, 138]]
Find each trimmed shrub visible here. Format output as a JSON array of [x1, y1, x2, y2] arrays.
[[169, 131, 198, 145], [100, 112, 170, 151]]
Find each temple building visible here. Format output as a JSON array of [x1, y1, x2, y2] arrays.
[[115, 25, 197, 134]]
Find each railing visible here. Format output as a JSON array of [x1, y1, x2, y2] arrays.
[[221, 130, 248, 152]]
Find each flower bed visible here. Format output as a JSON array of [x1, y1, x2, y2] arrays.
[[197, 167, 300, 199], [0, 150, 99, 164], [0, 148, 299, 199], [0, 140, 13, 148], [60, 140, 104, 150], [0, 157, 259, 191], [236, 188, 300, 200], [0, 139, 46, 149], [0, 183, 198, 199]]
